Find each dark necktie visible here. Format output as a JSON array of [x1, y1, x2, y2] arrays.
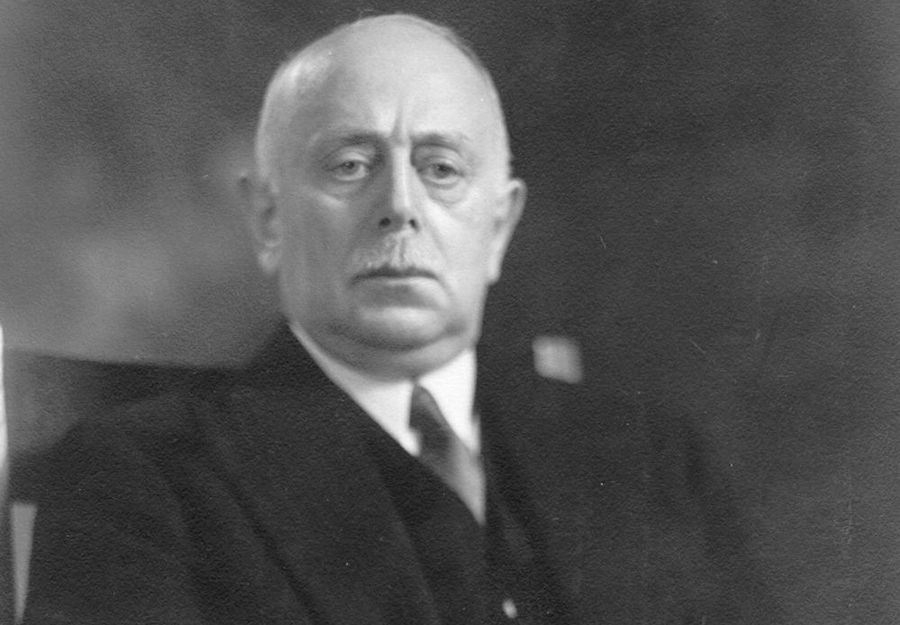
[[408, 384, 485, 524]]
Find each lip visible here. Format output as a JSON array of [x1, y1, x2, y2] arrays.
[[353, 266, 437, 282]]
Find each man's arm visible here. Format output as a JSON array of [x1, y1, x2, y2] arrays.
[[22, 415, 206, 625]]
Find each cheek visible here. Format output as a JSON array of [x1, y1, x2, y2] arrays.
[[446, 226, 500, 282], [280, 192, 356, 260], [435, 202, 497, 256]]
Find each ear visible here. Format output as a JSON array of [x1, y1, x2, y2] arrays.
[[486, 177, 526, 284], [240, 171, 283, 275]]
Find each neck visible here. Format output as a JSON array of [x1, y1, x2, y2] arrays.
[[297, 325, 478, 381]]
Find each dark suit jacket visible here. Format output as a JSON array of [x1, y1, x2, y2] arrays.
[[23, 325, 782, 624]]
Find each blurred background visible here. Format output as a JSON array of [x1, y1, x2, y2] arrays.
[[5, 0, 900, 621]]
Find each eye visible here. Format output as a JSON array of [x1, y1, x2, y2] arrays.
[[329, 159, 371, 181], [420, 160, 463, 186]]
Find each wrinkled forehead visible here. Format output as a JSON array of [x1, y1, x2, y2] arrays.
[[309, 46, 498, 131], [256, 19, 509, 178]]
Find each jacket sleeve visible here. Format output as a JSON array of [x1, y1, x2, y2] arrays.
[[642, 401, 787, 624], [22, 417, 206, 625]]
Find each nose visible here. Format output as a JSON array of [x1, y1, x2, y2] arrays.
[[377, 157, 422, 232]]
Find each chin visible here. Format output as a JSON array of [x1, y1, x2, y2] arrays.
[[322, 308, 476, 377], [360, 318, 442, 349], [348, 305, 459, 348]]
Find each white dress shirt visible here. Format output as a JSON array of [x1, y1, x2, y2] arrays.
[[290, 324, 479, 457]]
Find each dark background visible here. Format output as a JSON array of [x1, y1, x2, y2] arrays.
[[5, 0, 900, 621]]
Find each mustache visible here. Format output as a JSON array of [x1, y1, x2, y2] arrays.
[[350, 241, 440, 280]]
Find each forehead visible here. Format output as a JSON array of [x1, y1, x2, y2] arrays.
[[284, 24, 503, 151]]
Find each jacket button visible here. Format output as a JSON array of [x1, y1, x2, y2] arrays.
[[502, 597, 518, 619]]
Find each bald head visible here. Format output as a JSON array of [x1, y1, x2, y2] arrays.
[[254, 14, 510, 188]]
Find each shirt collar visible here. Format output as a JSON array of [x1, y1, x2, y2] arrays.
[[290, 323, 478, 456]]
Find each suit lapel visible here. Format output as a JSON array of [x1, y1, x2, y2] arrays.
[[202, 326, 440, 625], [477, 349, 580, 619]]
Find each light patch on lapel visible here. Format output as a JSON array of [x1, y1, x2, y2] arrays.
[[532, 335, 583, 384]]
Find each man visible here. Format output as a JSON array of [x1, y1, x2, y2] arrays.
[[23, 14, 780, 625]]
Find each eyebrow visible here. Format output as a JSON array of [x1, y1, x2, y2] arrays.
[[313, 128, 474, 152], [313, 129, 381, 152], [410, 131, 474, 152]]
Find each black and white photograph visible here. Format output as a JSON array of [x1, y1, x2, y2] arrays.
[[4, 1, 900, 623]]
